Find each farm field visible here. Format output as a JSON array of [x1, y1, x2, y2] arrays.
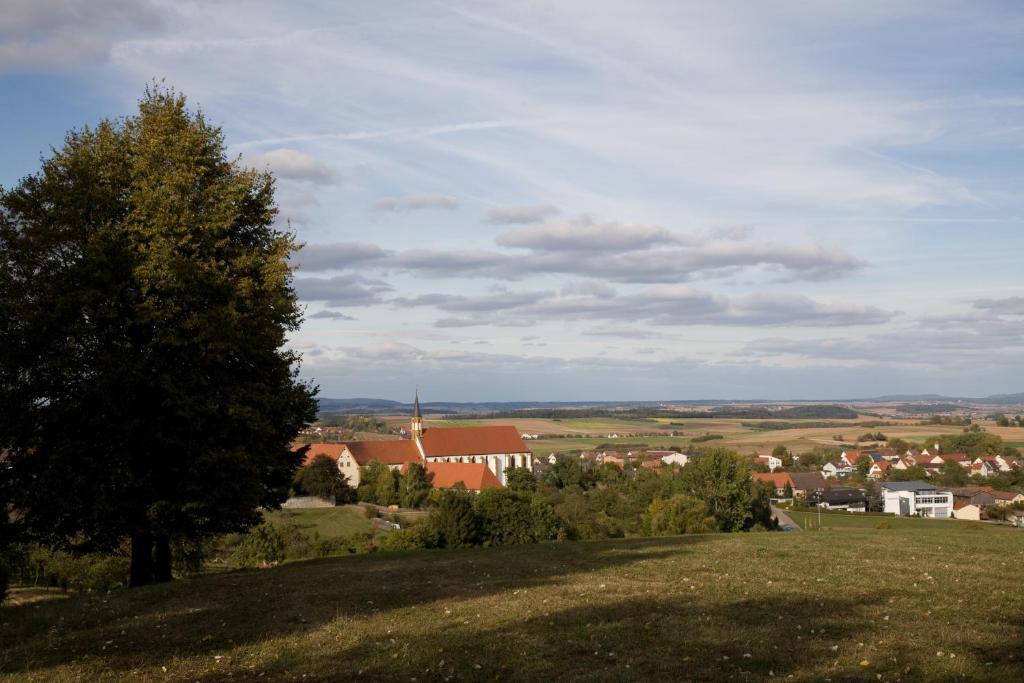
[[3, 525, 1023, 682], [409, 415, 1024, 457]]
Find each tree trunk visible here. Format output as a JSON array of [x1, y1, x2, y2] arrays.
[[129, 530, 154, 587], [153, 535, 173, 583]]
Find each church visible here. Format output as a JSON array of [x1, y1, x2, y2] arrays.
[[305, 393, 534, 490]]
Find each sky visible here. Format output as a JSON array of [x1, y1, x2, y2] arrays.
[[2, 0, 1023, 401]]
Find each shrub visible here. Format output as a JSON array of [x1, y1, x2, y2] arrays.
[[429, 491, 479, 548], [379, 526, 438, 552], [645, 495, 716, 536], [20, 546, 129, 591], [0, 560, 8, 604], [230, 524, 285, 567]]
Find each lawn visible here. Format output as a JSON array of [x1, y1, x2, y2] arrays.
[[3, 525, 1023, 681], [264, 505, 374, 540], [784, 509, 993, 532]]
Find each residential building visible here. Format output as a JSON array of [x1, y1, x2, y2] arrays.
[[754, 453, 783, 471], [810, 487, 867, 512], [752, 472, 827, 498], [881, 481, 953, 518], [822, 461, 852, 479], [657, 451, 690, 468], [868, 461, 891, 479], [402, 461, 502, 492]]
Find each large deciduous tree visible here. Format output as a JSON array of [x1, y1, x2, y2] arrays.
[[0, 86, 318, 587]]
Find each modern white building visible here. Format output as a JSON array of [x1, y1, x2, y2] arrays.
[[882, 481, 953, 519]]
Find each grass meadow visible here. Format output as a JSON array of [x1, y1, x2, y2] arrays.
[[3, 522, 1022, 681]]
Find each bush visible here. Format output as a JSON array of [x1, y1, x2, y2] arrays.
[[230, 523, 287, 567], [379, 526, 438, 551], [645, 495, 715, 536], [428, 491, 479, 548], [18, 546, 129, 591], [0, 560, 8, 604], [691, 434, 723, 443]]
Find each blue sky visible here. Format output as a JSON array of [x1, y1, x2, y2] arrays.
[[2, 1, 1023, 401]]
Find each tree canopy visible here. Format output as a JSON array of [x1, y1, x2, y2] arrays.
[[0, 86, 317, 586]]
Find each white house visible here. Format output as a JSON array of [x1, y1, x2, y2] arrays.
[[655, 451, 690, 468], [882, 481, 953, 519], [822, 461, 852, 479], [754, 453, 783, 471]]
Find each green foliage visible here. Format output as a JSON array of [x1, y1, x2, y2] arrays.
[[679, 448, 754, 532], [8, 546, 129, 592], [429, 491, 479, 549], [936, 460, 968, 487], [230, 523, 290, 567], [505, 466, 538, 492], [935, 432, 1003, 457], [747, 482, 779, 530], [378, 525, 438, 551], [858, 432, 887, 442], [889, 465, 930, 482], [398, 462, 431, 508], [294, 454, 354, 502], [691, 434, 723, 443], [544, 455, 594, 490], [645, 495, 715, 535], [594, 462, 626, 484], [357, 461, 398, 506], [473, 489, 560, 546], [0, 85, 318, 586], [772, 445, 789, 458]]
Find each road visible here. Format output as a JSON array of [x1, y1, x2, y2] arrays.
[[772, 506, 802, 531]]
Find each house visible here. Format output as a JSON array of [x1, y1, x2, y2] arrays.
[[867, 460, 891, 479], [822, 461, 852, 479], [953, 504, 984, 521], [754, 454, 782, 471], [953, 486, 1024, 508], [810, 487, 867, 512], [950, 486, 998, 508], [752, 472, 793, 497], [840, 450, 866, 467], [969, 461, 993, 478], [936, 453, 971, 468], [994, 455, 1021, 472], [297, 392, 531, 487], [657, 451, 690, 468], [881, 481, 953, 518], [752, 472, 827, 498]]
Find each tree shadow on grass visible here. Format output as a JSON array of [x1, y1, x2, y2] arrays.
[[0, 535, 723, 677], [252, 590, 1024, 683]]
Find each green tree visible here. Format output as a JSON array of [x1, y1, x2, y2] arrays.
[[645, 495, 715, 536], [544, 455, 594, 490], [429, 491, 478, 548], [783, 481, 794, 499], [679, 448, 753, 532], [474, 489, 559, 545], [293, 454, 353, 502], [0, 86, 317, 587], [505, 466, 538, 492], [936, 432, 1003, 457], [747, 481, 779, 530], [889, 464, 929, 482], [373, 465, 398, 507], [398, 462, 431, 508], [936, 460, 968, 487]]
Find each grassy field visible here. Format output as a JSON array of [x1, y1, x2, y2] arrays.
[[264, 506, 374, 540], [3, 525, 1023, 681], [785, 510, 995, 532]]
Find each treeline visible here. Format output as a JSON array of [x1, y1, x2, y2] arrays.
[[460, 405, 858, 420], [742, 420, 893, 432]]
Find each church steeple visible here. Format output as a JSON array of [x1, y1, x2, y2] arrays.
[[411, 389, 423, 438]]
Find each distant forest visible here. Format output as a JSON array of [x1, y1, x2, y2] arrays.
[[459, 405, 860, 420]]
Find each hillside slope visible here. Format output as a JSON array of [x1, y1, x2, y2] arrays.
[[3, 525, 1023, 681]]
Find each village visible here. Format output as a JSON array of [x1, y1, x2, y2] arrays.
[[295, 398, 1024, 528]]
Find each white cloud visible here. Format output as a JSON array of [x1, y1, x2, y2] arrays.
[[483, 204, 560, 224], [371, 194, 459, 212], [245, 148, 335, 183]]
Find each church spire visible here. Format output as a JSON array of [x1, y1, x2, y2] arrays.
[[411, 388, 423, 438]]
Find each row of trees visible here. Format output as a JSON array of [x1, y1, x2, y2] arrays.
[[357, 462, 433, 509]]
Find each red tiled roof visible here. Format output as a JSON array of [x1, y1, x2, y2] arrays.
[[344, 440, 421, 466], [752, 472, 791, 488], [296, 443, 346, 466], [415, 462, 503, 491], [939, 453, 969, 462], [420, 426, 529, 457]]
